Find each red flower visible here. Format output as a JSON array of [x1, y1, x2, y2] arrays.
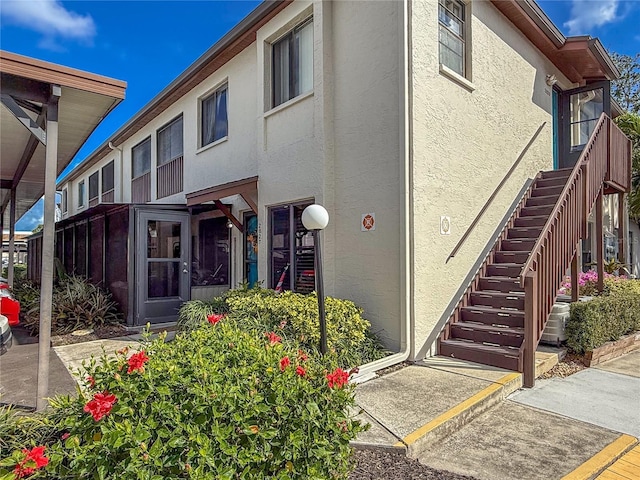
[[266, 332, 282, 346], [127, 351, 149, 374], [297, 349, 308, 362], [13, 446, 49, 478], [84, 391, 117, 421], [279, 356, 290, 372], [296, 366, 306, 377], [326, 368, 349, 389], [207, 313, 225, 325], [86, 376, 95, 388]]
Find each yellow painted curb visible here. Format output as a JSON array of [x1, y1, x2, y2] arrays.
[[561, 434, 638, 480], [393, 372, 521, 447]]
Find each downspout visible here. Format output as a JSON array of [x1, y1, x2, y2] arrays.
[[353, 0, 413, 382], [108, 141, 123, 202]]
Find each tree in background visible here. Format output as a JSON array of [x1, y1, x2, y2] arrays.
[[610, 52, 639, 114], [611, 52, 640, 219]]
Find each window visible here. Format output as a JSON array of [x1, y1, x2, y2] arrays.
[[272, 19, 313, 108], [191, 217, 230, 287], [88, 172, 99, 204], [201, 87, 227, 147], [62, 189, 68, 213], [269, 202, 315, 294], [132, 138, 151, 179], [78, 181, 85, 208], [102, 161, 115, 195], [158, 116, 183, 165], [438, 0, 467, 77]]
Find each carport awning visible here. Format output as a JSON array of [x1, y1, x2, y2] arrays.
[[0, 50, 127, 224]]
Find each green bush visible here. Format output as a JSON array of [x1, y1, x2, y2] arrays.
[[1, 264, 27, 282], [566, 281, 640, 353], [19, 275, 121, 336], [1, 322, 365, 479], [178, 287, 389, 367]]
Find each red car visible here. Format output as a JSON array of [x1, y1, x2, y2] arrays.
[[0, 278, 20, 326]]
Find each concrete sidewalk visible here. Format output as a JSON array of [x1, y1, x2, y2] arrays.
[[353, 350, 639, 480]]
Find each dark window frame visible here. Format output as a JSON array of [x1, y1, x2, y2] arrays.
[[102, 161, 115, 194], [438, 0, 467, 78], [78, 181, 85, 208], [271, 17, 314, 108], [88, 171, 99, 202], [157, 115, 184, 165], [131, 137, 152, 180], [200, 85, 228, 148], [62, 188, 68, 213], [268, 200, 316, 294]]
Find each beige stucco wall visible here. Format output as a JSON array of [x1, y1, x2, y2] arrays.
[[410, 0, 575, 357]]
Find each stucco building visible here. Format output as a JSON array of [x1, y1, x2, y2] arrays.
[[36, 0, 633, 383]]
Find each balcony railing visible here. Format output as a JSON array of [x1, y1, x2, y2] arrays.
[[606, 120, 633, 192], [157, 155, 183, 199], [89, 196, 99, 208], [132, 172, 151, 204]]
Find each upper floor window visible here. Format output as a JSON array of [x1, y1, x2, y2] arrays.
[[438, 0, 467, 77], [132, 137, 151, 179], [88, 171, 99, 204], [61, 189, 68, 213], [272, 18, 313, 108], [201, 86, 228, 147], [78, 181, 85, 208], [102, 161, 115, 197], [158, 116, 183, 164]]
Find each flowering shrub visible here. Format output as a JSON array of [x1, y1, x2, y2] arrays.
[[179, 287, 389, 367], [1, 321, 365, 479], [558, 270, 627, 297], [0, 446, 49, 479]]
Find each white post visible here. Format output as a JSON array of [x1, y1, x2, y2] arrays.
[[36, 87, 60, 411], [7, 188, 16, 286]]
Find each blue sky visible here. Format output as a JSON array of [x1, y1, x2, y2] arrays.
[[1, 0, 638, 231]]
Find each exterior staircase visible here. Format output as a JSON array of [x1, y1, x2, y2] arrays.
[[439, 168, 572, 372], [437, 113, 633, 387]]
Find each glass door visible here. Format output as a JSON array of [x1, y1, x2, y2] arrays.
[[560, 81, 610, 169], [136, 210, 190, 325]]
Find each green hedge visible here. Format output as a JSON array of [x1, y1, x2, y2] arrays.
[[178, 287, 388, 367], [567, 280, 640, 354], [1, 322, 365, 479]]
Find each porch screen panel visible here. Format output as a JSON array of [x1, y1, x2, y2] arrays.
[[89, 216, 104, 284], [147, 220, 181, 298], [293, 204, 315, 294], [74, 222, 87, 276], [105, 209, 129, 317], [270, 206, 291, 291], [192, 217, 229, 287], [55, 230, 64, 264], [64, 226, 74, 273]]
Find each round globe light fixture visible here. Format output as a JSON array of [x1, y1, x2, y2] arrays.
[[301, 204, 329, 231]]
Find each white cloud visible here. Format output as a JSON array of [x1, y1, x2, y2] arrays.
[[1, 0, 96, 47], [564, 0, 620, 35]]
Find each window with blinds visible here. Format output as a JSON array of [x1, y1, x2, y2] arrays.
[[272, 18, 313, 108], [157, 116, 183, 165], [438, 0, 467, 77]]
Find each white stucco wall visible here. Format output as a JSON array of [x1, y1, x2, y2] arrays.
[[410, 0, 575, 357]]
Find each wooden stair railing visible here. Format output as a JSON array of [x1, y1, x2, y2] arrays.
[[438, 113, 631, 385], [520, 113, 618, 387]]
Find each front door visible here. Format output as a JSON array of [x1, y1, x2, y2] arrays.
[[136, 210, 190, 325], [559, 81, 610, 169]]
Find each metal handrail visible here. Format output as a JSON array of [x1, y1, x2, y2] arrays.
[[446, 123, 546, 263]]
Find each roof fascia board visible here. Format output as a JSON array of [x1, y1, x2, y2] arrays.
[[588, 38, 620, 79], [518, 0, 565, 48], [0, 50, 126, 99], [58, 0, 287, 188]]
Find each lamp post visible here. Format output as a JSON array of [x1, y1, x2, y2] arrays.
[[301, 204, 329, 354]]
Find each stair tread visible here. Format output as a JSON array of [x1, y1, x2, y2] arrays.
[[461, 305, 524, 315], [440, 339, 521, 357], [471, 291, 525, 298], [453, 322, 524, 335]]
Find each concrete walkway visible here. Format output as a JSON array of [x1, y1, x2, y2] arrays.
[[510, 349, 640, 438], [354, 350, 640, 480]]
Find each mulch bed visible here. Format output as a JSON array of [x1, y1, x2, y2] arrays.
[[349, 449, 479, 480], [539, 353, 587, 379], [50, 323, 129, 347]]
